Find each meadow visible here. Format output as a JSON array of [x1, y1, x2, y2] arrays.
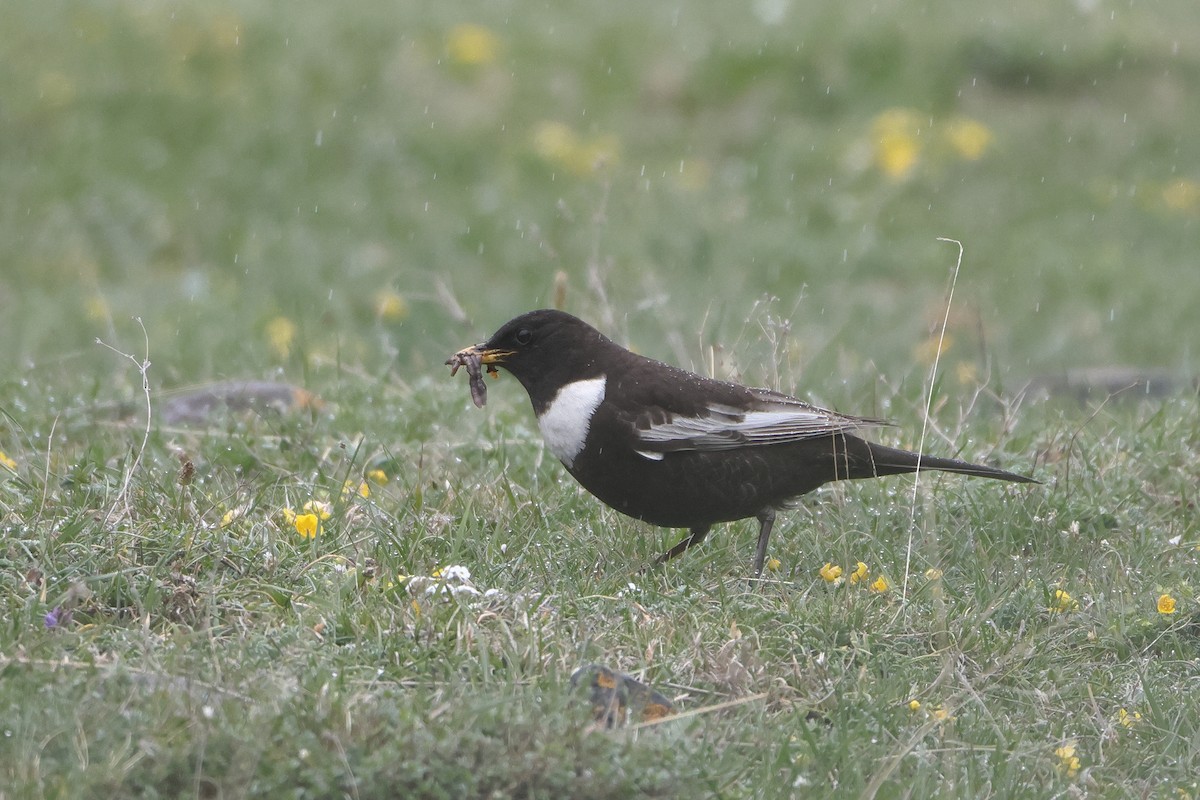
[[2, 0, 1199, 796]]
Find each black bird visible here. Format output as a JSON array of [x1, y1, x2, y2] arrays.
[[449, 309, 1035, 576]]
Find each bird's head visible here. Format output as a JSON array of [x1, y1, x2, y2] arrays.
[[449, 309, 611, 405]]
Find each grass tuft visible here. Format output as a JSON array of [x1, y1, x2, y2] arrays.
[[3, 0, 1200, 795]]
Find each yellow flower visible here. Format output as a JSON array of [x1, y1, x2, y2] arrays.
[[84, 294, 111, 322], [382, 574, 409, 592], [366, 469, 389, 485], [302, 500, 333, 520], [576, 133, 620, 173], [266, 316, 297, 359], [871, 107, 923, 180], [943, 117, 993, 161], [281, 507, 297, 524], [913, 334, 953, 366], [1162, 179, 1200, 213], [208, 12, 243, 51], [1117, 707, 1141, 728], [925, 568, 944, 581], [373, 289, 408, 322], [342, 480, 371, 499], [294, 513, 319, 539], [1055, 743, 1080, 778], [955, 361, 979, 386], [931, 706, 952, 722], [819, 563, 843, 583], [908, 699, 921, 711], [674, 158, 712, 191], [1050, 589, 1079, 613], [870, 576, 890, 593], [0, 451, 16, 471], [532, 121, 578, 163], [849, 561, 869, 584], [1158, 594, 1177, 615], [446, 23, 499, 66], [876, 133, 919, 179], [531, 120, 619, 176], [765, 557, 782, 572]]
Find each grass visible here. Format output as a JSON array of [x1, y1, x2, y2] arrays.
[[3, 0, 1200, 796]]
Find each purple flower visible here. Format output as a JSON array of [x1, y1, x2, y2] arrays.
[[44, 606, 73, 630]]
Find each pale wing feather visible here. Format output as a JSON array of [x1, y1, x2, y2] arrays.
[[636, 395, 881, 453]]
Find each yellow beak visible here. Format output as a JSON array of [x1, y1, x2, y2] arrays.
[[448, 344, 514, 366]]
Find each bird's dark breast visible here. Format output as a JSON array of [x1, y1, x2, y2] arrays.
[[567, 437, 865, 528]]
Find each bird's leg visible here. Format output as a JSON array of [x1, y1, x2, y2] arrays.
[[752, 508, 776, 577], [656, 526, 710, 564]]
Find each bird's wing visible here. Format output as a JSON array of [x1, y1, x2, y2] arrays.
[[632, 388, 885, 456]]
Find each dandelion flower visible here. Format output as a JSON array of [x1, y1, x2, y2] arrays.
[[849, 561, 869, 584], [819, 562, 843, 583], [1157, 594, 1177, 615], [908, 699, 921, 711]]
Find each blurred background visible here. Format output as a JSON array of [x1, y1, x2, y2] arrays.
[[4, 0, 1197, 407]]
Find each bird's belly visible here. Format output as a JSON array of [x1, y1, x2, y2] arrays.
[[566, 446, 824, 529]]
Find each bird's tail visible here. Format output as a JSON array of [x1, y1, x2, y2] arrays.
[[859, 440, 1037, 484]]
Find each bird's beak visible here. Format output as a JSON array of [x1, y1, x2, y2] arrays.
[[446, 343, 512, 408], [447, 343, 514, 368]]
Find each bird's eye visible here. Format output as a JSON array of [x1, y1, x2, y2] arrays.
[[515, 328, 533, 345]]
